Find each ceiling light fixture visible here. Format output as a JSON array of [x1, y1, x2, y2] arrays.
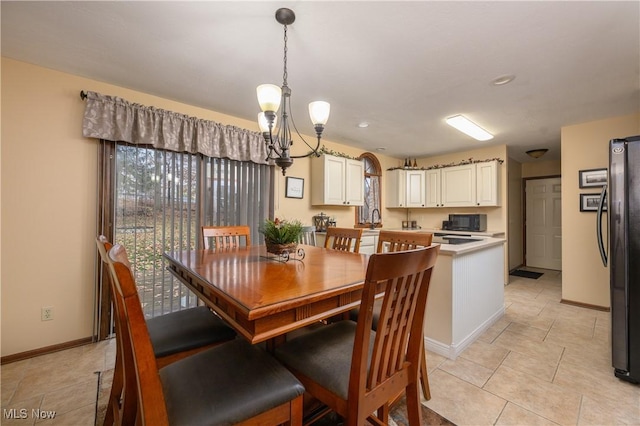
[[491, 74, 516, 86], [257, 8, 329, 176], [358, 122, 369, 128], [445, 115, 494, 141], [526, 148, 549, 159]]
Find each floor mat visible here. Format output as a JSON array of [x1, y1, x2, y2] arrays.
[[510, 269, 543, 279]]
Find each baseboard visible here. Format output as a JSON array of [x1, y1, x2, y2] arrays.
[[560, 299, 610, 312], [1, 337, 94, 365], [424, 337, 453, 359], [450, 307, 505, 357], [424, 306, 505, 360]]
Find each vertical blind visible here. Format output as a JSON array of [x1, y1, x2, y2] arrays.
[[108, 141, 273, 319]]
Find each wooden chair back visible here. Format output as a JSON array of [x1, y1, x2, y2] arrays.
[[298, 226, 317, 246], [324, 227, 363, 253], [107, 243, 304, 426], [108, 243, 170, 425], [201, 225, 251, 249], [351, 246, 439, 424], [97, 236, 138, 425], [376, 230, 433, 253]]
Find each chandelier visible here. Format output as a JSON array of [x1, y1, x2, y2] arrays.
[[257, 8, 330, 176]]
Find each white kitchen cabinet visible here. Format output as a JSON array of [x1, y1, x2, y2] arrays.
[[441, 164, 476, 207], [386, 169, 426, 208], [386, 169, 407, 207], [425, 169, 442, 207], [358, 234, 377, 255], [475, 160, 501, 206], [406, 170, 426, 207], [311, 155, 364, 206], [425, 161, 501, 208]]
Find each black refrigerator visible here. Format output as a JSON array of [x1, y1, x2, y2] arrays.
[[597, 135, 640, 384]]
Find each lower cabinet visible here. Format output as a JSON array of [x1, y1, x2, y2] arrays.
[[359, 234, 377, 255]]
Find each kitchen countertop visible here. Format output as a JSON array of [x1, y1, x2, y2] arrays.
[[317, 228, 505, 256], [431, 236, 505, 256]]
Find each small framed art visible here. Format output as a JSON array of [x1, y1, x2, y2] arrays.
[[580, 193, 607, 212], [285, 177, 304, 199], [578, 168, 607, 188]]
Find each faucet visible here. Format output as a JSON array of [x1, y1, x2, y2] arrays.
[[370, 209, 381, 229]]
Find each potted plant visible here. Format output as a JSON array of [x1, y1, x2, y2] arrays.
[[260, 218, 303, 255]]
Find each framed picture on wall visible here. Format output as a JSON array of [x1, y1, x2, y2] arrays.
[[578, 168, 607, 188], [580, 193, 607, 212], [285, 177, 304, 199]]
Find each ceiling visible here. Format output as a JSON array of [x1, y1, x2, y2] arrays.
[[2, 1, 639, 163]]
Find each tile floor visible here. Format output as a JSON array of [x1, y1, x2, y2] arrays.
[[1, 268, 639, 425]]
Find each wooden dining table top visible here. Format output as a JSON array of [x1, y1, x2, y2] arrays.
[[164, 244, 371, 344]]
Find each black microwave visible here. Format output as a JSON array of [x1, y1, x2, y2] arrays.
[[443, 214, 487, 232]]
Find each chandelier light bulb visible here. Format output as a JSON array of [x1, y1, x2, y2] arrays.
[[257, 112, 277, 133], [256, 84, 282, 113], [308, 101, 330, 125]]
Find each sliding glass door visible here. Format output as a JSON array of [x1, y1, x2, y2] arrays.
[[96, 140, 273, 338]]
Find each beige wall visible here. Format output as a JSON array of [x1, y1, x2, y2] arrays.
[[561, 113, 640, 307], [0, 58, 403, 356], [522, 160, 561, 178]]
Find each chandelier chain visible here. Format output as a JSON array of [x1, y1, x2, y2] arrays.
[[282, 25, 288, 87]]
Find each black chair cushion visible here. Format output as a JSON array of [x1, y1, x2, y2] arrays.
[[147, 306, 236, 358], [274, 321, 375, 400], [348, 298, 383, 330], [160, 338, 305, 426]]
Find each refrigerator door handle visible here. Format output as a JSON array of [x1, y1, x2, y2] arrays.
[[597, 185, 607, 266]]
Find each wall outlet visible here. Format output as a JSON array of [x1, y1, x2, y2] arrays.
[[41, 307, 54, 321]]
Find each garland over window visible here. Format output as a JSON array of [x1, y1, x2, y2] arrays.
[[82, 91, 270, 164]]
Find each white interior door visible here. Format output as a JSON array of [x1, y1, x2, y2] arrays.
[[525, 177, 562, 270]]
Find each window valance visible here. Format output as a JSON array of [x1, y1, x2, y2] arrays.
[[81, 91, 270, 165]]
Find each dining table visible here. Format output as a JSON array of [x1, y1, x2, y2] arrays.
[[164, 244, 377, 348]]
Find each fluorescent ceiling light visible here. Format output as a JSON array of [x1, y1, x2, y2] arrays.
[[445, 115, 494, 141]]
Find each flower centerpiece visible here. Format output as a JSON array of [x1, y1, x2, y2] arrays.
[[260, 218, 303, 255]]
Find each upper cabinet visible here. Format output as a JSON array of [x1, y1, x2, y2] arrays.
[[425, 169, 442, 208], [386, 169, 426, 208], [311, 154, 364, 206], [392, 160, 501, 209], [441, 164, 477, 207], [475, 161, 501, 206]]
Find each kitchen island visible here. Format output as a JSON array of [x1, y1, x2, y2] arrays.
[[315, 229, 505, 359], [424, 235, 505, 359]]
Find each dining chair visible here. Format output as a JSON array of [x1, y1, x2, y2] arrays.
[[323, 227, 363, 253], [275, 246, 439, 426], [376, 230, 433, 253], [351, 230, 435, 400], [107, 243, 305, 425], [97, 236, 237, 424], [297, 225, 317, 246], [201, 225, 251, 249]]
